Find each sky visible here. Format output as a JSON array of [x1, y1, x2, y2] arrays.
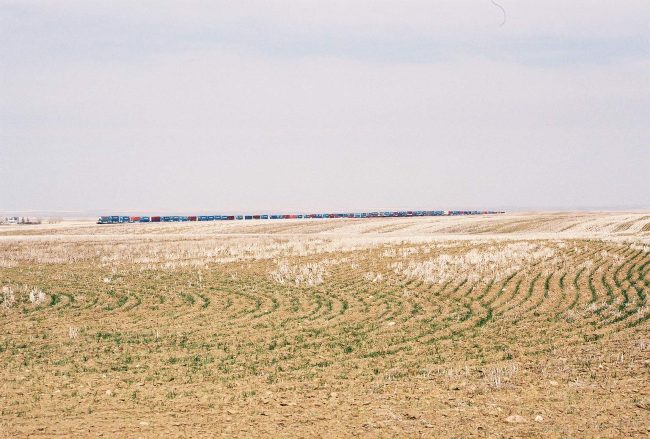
[[1, 0, 649, 214]]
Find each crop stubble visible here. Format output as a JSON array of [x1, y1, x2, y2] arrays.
[[0, 212, 649, 437]]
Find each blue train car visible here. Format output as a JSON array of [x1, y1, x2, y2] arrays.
[[96, 209, 502, 225]]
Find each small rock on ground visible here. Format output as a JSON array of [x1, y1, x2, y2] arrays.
[[506, 415, 527, 424]]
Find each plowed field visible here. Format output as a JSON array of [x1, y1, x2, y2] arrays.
[[1, 212, 649, 437]]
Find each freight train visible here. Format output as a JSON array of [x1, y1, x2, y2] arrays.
[[97, 210, 504, 224]]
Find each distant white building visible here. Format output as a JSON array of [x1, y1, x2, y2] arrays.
[[0, 216, 41, 225]]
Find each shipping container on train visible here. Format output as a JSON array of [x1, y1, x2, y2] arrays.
[[97, 210, 504, 224]]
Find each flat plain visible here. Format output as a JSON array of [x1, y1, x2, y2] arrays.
[[1, 211, 649, 437]]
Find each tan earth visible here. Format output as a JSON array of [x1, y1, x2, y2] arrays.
[[1, 211, 649, 437]]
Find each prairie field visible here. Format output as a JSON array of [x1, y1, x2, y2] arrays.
[[1, 211, 649, 437]]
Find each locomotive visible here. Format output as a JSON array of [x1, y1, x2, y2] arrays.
[[97, 210, 503, 224]]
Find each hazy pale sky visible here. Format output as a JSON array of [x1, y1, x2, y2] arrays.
[[1, 1, 649, 213]]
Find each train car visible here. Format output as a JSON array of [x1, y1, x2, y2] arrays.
[[97, 209, 502, 225]]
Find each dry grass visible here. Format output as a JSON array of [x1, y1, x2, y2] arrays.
[[0, 212, 649, 437]]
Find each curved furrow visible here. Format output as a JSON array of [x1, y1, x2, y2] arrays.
[[121, 291, 143, 312], [558, 243, 611, 320], [475, 245, 610, 357], [527, 272, 555, 318], [529, 245, 626, 346], [415, 280, 491, 344], [102, 291, 131, 312], [521, 246, 607, 327], [611, 254, 649, 330], [410, 278, 467, 338], [593, 246, 643, 326], [595, 249, 648, 330], [499, 272, 540, 319]]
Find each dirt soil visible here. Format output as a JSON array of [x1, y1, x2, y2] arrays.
[[1, 212, 649, 437]]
